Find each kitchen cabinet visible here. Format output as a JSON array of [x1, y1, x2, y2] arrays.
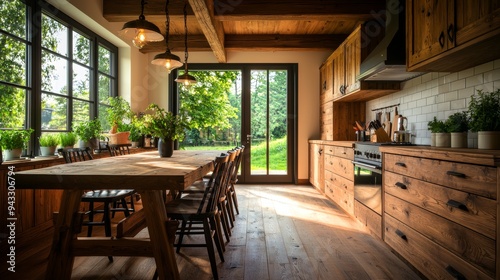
[[407, 0, 500, 72], [309, 142, 324, 193], [320, 58, 333, 104], [381, 147, 500, 279], [323, 144, 354, 215]]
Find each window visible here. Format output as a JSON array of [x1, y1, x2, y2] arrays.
[[0, 0, 118, 155]]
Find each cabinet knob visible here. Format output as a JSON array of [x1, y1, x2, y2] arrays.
[[445, 265, 465, 280], [395, 229, 407, 241]]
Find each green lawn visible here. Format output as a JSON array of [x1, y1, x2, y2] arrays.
[[182, 137, 287, 171]]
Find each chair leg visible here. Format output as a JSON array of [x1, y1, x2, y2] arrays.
[[210, 216, 225, 259], [176, 220, 188, 253], [87, 201, 94, 237], [226, 198, 235, 227], [103, 202, 113, 262], [231, 184, 240, 215], [227, 194, 236, 223], [121, 198, 131, 216], [219, 203, 231, 242], [214, 211, 225, 252], [202, 218, 219, 280]]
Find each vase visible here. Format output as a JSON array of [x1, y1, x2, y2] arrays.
[[435, 133, 451, 148], [158, 138, 174, 157], [430, 133, 436, 147], [450, 132, 468, 148], [3, 148, 22, 161], [40, 146, 57, 156], [478, 131, 500, 149]]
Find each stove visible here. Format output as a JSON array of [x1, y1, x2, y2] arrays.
[[353, 142, 415, 168]]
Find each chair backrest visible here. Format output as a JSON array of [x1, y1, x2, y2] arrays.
[[199, 152, 233, 214], [107, 144, 131, 157], [58, 147, 93, 163], [230, 145, 244, 183]]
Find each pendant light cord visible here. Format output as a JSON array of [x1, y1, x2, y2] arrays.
[[183, 2, 189, 72], [139, 0, 146, 20], [165, 0, 170, 49]]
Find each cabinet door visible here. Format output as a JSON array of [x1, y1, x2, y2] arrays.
[[344, 30, 361, 94], [309, 144, 324, 192], [407, 0, 450, 68], [454, 0, 500, 45], [320, 59, 333, 104], [332, 49, 345, 99], [320, 101, 333, 140]]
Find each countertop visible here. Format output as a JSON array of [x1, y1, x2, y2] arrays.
[[308, 140, 355, 148]]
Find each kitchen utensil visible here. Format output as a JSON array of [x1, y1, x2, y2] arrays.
[[392, 107, 399, 133], [383, 112, 391, 136], [376, 112, 382, 123], [397, 116, 408, 131], [393, 131, 413, 143], [355, 121, 365, 131]]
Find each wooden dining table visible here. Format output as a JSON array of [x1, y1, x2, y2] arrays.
[[14, 150, 220, 280]]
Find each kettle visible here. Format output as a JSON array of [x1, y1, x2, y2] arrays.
[[397, 116, 408, 131]]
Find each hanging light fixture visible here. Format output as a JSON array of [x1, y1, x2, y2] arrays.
[[175, 2, 197, 86], [151, 0, 183, 73], [120, 0, 163, 49]]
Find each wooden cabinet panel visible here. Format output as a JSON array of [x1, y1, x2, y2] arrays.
[[325, 174, 354, 215], [386, 194, 495, 275], [385, 154, 497, 199], [385, 171, 496, 239], [407, 0, 500, 72], [385, 214, 493, 280], [309, 143, 324, 192], [344, 31, 361, 94], [332, 50, 345, 100], [324, 154, 353, 180], [333, 146, 354, 160], [320, 59, 333, 104], [354, 201, 382, 239], [320, 101, 333, 140]]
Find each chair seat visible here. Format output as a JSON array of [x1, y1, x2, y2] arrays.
[[81, 189, 135, 202], [166, 197, 213, 218]]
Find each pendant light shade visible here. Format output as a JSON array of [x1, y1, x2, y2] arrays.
[[120, 0, 163, 49], [176, 2, 197, 86], [151, 0, 183, 73]]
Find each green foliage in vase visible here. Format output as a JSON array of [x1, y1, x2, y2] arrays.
[[0, 129, 33, 150], [427, 116, 449, 133], [445, 112, 469, 133], [128, 115, 144, 142], [143, 103, 189, 141], [39, 133, 59, 147], [59, 132, 77, 147], [106, 96, 134, 131], [73, 118, 102, 142], [468, 89, 500, 132]]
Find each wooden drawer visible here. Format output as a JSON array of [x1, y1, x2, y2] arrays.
[[325, 174, 354, 215], [324, 154, 353, 180], [323, 145, 335, 155], [384, 154, 497, 199], [354, 200, 382, 239], [333, 146, 353, 159], [385, 194, 495, 276], [385, 171, 496, 239], [385, 214, 493, 280]]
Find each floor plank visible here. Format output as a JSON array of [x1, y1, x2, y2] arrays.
[[0, 185, 422, 280]]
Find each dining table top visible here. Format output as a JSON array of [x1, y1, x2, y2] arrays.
[[14, 150, 221, 191]]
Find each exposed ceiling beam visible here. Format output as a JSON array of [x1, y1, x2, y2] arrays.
[[140, 34, 347, 53], [103, 0, 193, 22], [188, 0, 226, 63]]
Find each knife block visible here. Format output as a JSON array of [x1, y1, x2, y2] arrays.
[[370, 128, 391, 143]]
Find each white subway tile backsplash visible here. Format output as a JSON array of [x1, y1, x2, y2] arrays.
[[365, 60, 500, 145], [465, 74, 484, 87]]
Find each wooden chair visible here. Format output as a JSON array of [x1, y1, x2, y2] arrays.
[[227, 146, 244, 221], [106, 143, 137, 217], [107, 143, 131, 156], [161, 153, 233, 280], [57, 148, 135, 237]]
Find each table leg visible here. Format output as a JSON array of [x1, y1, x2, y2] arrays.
[[139, 190, 180, 280], [45, 189, 83, 280]]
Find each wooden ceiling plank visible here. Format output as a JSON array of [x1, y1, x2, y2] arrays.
[[224, 34, 347, 51], [188, 0, 226, 62], [103, 0, 193, 22], [140, 35, 211, 53]]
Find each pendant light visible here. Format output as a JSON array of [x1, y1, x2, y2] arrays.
[[175, 2, 197, 86], [120, 0, 163, 49], [151, 0, 183, 73]]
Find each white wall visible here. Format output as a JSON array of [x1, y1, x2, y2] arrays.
[[366, 59, 500, 147]]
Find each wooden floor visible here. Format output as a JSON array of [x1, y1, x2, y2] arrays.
[[0, 185, 422, 279]]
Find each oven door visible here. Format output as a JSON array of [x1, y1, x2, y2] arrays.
[[353, 161, 382, 215]]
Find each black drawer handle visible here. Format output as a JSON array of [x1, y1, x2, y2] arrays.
[[447, 200, 468, 212], [318, 149, 323, 155], [446, 171, 466, 178], [395, 162, 406, 167], [446, 265, 466, 280], [395, 182, 407, 189], [395, 229, 407, 241], [439, 31, 445, 48], [447, 24, 455, 43]]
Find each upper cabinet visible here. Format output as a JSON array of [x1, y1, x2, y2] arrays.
[[320, 58, 334, 104], [326, 24, 401, 103], [407, 0, 500, 72]]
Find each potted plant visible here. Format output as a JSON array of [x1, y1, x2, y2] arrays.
[[428, 116, 450, 147], [143, 103, 188, 157], [59, 132, 78, 150], [106, 96, 134, 144], [468, 89, 500, 149], [39, 133, 59, 156], [73, 118, 102, 150], [445, 112, 469, 148], [129, 115, 144, 148], [0, 129, 33, 161]]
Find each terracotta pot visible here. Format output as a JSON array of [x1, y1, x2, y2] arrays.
[[478, 131, 500, 149], [450, 132, 468, 148]]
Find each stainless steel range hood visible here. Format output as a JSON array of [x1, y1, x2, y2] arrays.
[[357, 0, 424, 81]]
